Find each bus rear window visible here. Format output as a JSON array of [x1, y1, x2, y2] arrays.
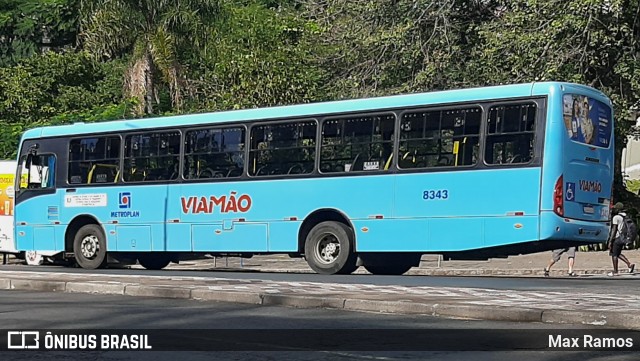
[[562, 94, 612, 147]]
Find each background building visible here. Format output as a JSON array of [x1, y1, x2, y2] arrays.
[[622, 119, 640, 184]]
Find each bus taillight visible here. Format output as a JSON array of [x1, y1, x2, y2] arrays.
[[553, 175, 564, 216]]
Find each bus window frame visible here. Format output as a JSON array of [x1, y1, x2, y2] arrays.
[[182, 124, 248, 181], [396, 105, 482, 171], [318, 111, 397, 175], [247, 117, 319, 179], [481, 100, 541, 168], [67, 135, 122, 186], [122, 129, 183, 183]]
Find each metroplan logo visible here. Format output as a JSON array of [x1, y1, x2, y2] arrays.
[[119, 192, 131, 209], [7, 331, 39, 349]]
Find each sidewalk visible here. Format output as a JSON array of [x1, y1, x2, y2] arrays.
[[3, 249, 638, 276], [163, 249, 640, 277], [2, 249, 640, 330]]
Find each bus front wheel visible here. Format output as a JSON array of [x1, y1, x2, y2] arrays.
[[304, 221, 357, 275], [138, 254, 171, 270], [73, 224, 107, 270]]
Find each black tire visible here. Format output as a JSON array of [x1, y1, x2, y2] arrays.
[[73, 224, 107, 270], [304, 221, 357, 275], [138, 253, 171, 270], [362, 253, 421, 275], [363, 263, 414, 276]]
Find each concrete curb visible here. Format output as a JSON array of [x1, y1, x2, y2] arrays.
[[191, 289, 263, 305], [262, 294, 346, 309], [65, 282, 126, 295], [1, 276, 638, 330], [10, 279, 66, 292], [124, 285, 191, 299]]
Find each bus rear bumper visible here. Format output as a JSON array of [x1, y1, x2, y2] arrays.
[[540, 211, 609, 243]]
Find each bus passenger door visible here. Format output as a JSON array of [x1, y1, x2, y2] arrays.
[[166, 184, 191, 251], [14, 141, 63, 253]]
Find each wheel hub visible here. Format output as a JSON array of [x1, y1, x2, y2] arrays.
[[316, 233, 340, 264], [80, 235, 100, 259]]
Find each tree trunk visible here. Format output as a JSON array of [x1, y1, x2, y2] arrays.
[[144, 51, 154, 115]]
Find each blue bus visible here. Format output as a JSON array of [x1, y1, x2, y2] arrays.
[[14, 82, 614, 275]]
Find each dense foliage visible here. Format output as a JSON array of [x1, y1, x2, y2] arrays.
[[0, 0, 639, 202]]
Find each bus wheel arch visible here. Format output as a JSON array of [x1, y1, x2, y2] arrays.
[[299, 210, 358, 275], [298, 209, 356, 254], [66, 216, 107, 269], [65, 215, 102, 252]]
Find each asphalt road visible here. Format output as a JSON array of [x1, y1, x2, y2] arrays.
[[1, 290, 637, 361], [2, 264, 640, 297]]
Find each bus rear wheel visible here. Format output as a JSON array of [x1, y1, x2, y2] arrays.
[[73, 224, 107, 270], [363, 264, 414, 276], [138, 254, 171, 270], [304, 221, 357, 275], [361, 253, 421, 275]]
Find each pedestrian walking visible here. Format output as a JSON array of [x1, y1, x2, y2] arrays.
[[544, 247, 577, 277], [607, 202, 636, 276]]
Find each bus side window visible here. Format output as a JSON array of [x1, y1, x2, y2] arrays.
[[485, 103, 536, 165], [69, 136, 120, 184], [124, 132, 179, 182], [320, 114, 394, 173], [184, 127, 246, 180], [399, 107, 480, 169], [250, 121, 317, 177]]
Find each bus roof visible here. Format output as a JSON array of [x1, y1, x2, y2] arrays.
[[23, 81, 608, 139]]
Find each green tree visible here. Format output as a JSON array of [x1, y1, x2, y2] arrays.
[[299, 0, 496, 98], [0, 0, 78, 66], [0, 51, 126, 159], [79, 0, 222, 115], [187, 1, 327, 111], [469, 0, 640, 201]]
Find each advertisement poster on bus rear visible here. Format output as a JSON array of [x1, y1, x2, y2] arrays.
[[0, 171, 15, 253], [562, 94, 612, 147]]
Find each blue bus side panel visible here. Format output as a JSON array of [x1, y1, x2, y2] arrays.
[[353, 218, 485, 252], [352, 219, 430, 251], [18, 168, 546, 253], [33, 227, 56, 251], [177, 176, 394, 252], [166, 223, 191, 251], [116, 226, 151, 251], [354, 217, 539, 252], [192, 223, 268, 252], [483, 216, 538, 248], [394, 169, 541, 218], [15, 225, 33, 251], [268, 221, 301, 252], [104, 224, 117, 251], [360, 168, 541, 252]]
